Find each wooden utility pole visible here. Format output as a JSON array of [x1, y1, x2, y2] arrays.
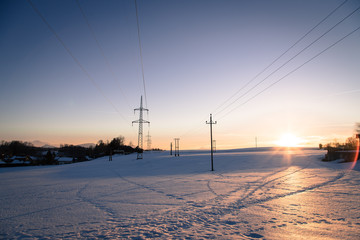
[[206, 114, 217, 171]]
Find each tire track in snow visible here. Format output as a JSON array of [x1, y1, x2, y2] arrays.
[[103, 167, 313, 238], [197, 166, 291, 207], [0, 181, 98, 222], [109, 160, 289, 210], [75, 181, 124, 229], [74, 170, 193, 231], [104, 157, 348, 238], [206, 180, 218, 196], [229, 167, 289, 198], [228, 170, 347, 211], [171, 166, 293, 211], [137, 170, 347, 238], [0, 201, 81, 221], [82, 155, 332, 238], [226, 157, 314, 205], [97, 161, 349, 239], [238, 165, 309, 203], [110, 169, 186, 201], [74, 164, 348, 239], [0, 182, 96, 222]]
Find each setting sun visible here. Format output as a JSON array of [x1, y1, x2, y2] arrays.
[[275, 133, 303, 147]]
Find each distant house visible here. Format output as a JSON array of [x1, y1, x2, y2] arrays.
[[114, 149, 125, 155], [324, 149, 359, 162], [57, 157, 73, 165]]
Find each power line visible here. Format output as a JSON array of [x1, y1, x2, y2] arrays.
[[75, 0, 132, 111], [218, 24, 360, 120], [214, 0, 354, 116], [176, 2, 358, 148], [27, 0, 128, 122], [178, 3, 360, 144], [134, 0, 148, 109], [215, 3, 360, 117], [180, 117, 208, 138], [173, 3, 359, 152]]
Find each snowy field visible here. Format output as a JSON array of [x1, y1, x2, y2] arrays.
[[1, 148, 359, 239]]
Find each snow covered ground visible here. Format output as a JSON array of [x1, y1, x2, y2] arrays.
[[0, 148, 359, 239]]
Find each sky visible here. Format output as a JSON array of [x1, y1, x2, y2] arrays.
[[1, 0, 360, 150]]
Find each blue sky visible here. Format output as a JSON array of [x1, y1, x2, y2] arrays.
[[1, 0, 360, 149]]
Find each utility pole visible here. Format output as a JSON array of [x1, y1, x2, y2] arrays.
[[170, 142, 173, 155], [174, 138, 180, 157], [206, 114, 217, 171], [132, 96, 149, 159]]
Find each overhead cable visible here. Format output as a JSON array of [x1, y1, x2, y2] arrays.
[[27, 0, 128, 122], [134, 0, 148, 109], [218, 24, 360, 120], [75, 0, 132, 111], [180, 1, 358, 139], [214, 0, 354, 116]]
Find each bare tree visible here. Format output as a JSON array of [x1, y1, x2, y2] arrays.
[[356, 122, 360, 134]]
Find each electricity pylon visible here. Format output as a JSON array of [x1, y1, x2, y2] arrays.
[[146, 130, 152, 150], [206, 114, 217, 171], [132, 96, 149, 159], [174, 138, 180, 157]]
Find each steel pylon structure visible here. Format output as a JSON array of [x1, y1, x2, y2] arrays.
[[174, 138, 180, 157], [132, 96, 149, 159], [146, 130, 152, 150]]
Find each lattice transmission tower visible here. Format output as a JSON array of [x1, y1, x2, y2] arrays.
[[146, 130, 152, 151], [132, 96, 149, 159], [174, 138, 180, 157]]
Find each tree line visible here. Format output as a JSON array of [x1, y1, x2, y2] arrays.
[[319, 123, 360, 151], [319, 136, 359, 151], [320, 123, 360, 162], [0, 136, 143, 165], [83, 136, 138, 158]]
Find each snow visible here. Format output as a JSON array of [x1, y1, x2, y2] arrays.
[[0, 149, 359, 239]]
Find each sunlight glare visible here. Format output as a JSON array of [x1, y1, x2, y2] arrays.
[[276, 133, 303, 147]]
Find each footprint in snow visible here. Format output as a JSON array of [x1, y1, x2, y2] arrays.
[[245, 232, 264, 238], [224, 220, 237, 225]]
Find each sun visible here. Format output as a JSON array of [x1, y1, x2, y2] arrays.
[[276, 133, 303, 147]]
